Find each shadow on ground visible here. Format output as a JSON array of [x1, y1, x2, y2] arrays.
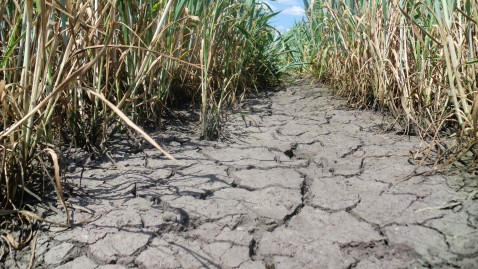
[[4, 78, 477, 269]]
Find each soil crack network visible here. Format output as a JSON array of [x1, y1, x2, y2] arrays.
[[6, 79, 477, 269]]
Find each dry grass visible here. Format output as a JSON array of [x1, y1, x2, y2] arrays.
[[0, 0, 281, 251], [287, 0, 477, 170]]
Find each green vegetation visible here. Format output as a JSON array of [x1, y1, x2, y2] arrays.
[[286, 0, 477, 168], [0, 0, 280, 222], [1, 0, 476, 250]]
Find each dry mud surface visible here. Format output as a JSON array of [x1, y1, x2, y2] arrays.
[[5, 80, 478, 269]]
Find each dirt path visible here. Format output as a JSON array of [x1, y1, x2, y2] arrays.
[[6, 79, 477, 269]]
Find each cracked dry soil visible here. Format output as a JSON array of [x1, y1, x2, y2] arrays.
[[5, 79, 478, 269]]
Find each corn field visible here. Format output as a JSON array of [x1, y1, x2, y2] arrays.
[[1, 0, 477, 241], [0, 0, 281, 215], [284, 0, 478, 168]]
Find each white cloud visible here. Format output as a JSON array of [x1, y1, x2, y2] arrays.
[[276, 0, 301, 5], [282, 6, 305, 16]]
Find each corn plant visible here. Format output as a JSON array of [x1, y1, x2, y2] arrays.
[[293, 0, 477, 168], [0, 0, 280, 240]]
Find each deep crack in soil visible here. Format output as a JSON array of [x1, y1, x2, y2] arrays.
[[3, 78, 477, 269]]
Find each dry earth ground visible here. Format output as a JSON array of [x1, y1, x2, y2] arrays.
[[3, 79, 478, 269]]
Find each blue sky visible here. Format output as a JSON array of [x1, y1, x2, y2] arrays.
[[261, 0, 306, 32]]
